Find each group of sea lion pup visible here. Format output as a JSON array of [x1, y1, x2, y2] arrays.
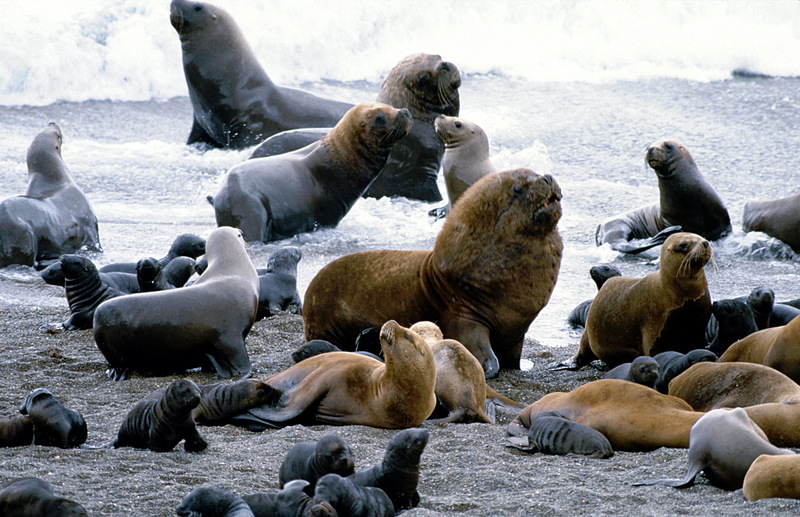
[[4, 0, 800, 514]]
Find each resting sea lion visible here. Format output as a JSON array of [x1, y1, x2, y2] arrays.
[[257, 246, 302, 320], [0, 416, 33, 447], [242, 480, 317, 517], [743, 192, 800, 253], [0, 123, 100, 269], [596, 140, 730, 253], [744, 454, 800, 501], [653, 349, 717, 394], [135, 257, 174, 292], [705, 299, 758, 355], [59, 255, 123, 330], [634, 408, 793, 490], [290, 340, 342, 363], [566, 264, 622, 328], [93, 227, 259, 381], [505, 410, 614, 458], [572, 232, 711, 368], [99, 233, 206, 274], [169, 0, 352, 149], [162, 256, 197, 288], [0, 477, 87, 517], [279, 434, 355, 494], [719, 316, 800, 384], [603, 356, 659, 388], [18, 388, 87, 449], [212, 103, 412, 243], [303, 168, 563, 378], [176, 486, 254, 517], [192, 379, 276, 427], [114, 378, 207, 452], [311, 474, 394, 517]]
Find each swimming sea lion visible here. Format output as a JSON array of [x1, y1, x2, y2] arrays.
[[18, 388, 87, 449], [175, 486, 254, 517], [59, 255, 123, 331], [303, 168, 563, 378], [257, 246, 302, 320], [0, 416, 33, 447], [192, 379, 277, 427], [653, 349, 717, 394], [573, 232, 711, 368], [743, 454, 800, 501], [212, 103, 412, 243], [0, 123, 100, 269], [93, 227, 259, 381], [719, 315, 800, 383], [99, 233, 206, 274], [169, 0, 352, 149], [743, 192, 800, 253], [311, 474, 394, 517], [603, 356, 659, 388], [279, 434, 355, 494], [135, 257, 174, 293], [566, 264, 622, 328], [505, 410, 614, 458], [114, 378, 207, 453], [0, 477, 88, 517], [596, 140, 730, 253]]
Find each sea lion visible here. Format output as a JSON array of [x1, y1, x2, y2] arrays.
[[596, 140, 730, 254], [303, 168, 563, 378], [290, 340, 342, 363], [192, 379, 277, 427], [0, 477, 88, 517], [257, 246, 302, 320], [135, 257, 174, 292], [743, 192, 800, 253], [239, 321, 436, 429], [99, 233, 206, 274], [654, 286, 712, 355], [507, 379, 703, 451], [212, 103, 413, 243], [705, 299, 758, 355], [169, 0, 352, 149], [93, 227, 259, 381], [719, 315, 800, 384], [0, 123, 100, 269], [242, 480, 318, 517], [40, 261, 139, 294], [59, 255, 123, 330], [278, 434, 355, 494], [653, 349, 717, 394], [348, 428, 430, 510], [634, 408, 793, 490], [0, 415, 33, 447], [114, 378, 207, 452], [745, 285, 775, 330], [743, 454, 800, 501], [572, 232, 711, 368], [18, 388, 87, 449], [770, 303, 800, 326], [311, 474, 394, 517], [505, 410, 614, 459], [428, 116, 496, 218], [162, 256, 197, 288], [602, 356, 659, 388], [566, 264, 622, 328], [176, 486, 254, 517]]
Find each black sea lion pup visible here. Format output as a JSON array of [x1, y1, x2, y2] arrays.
[[653, 349, 717, 394], [634, 408, 793, 490], [192, 379, 277, 427], [279, 434, 355, 494], [705, 299, 757, 355], [213, 103, 413, 243], [257, 246, 302, 320], [566, 264, 622, 328], [175, 486, 254, 517], [136, 257, 174, 292], [505, 410, 614, 458], [242, 480, 318, 517], [291, 340, 341, 363], [0, 123, 100, 269], [60, 254, 123, 331], [603, 356, 659, 388], [311, 474, 394, 517], [0, 415, 33, 447], [745, 286, 775, 330], [41, 261, 141, 294], [348, 427, 430, 510], [114, 378, 207, 452], [99, 233, 205, 274], [0, 477, 88, 517], [163, 256, 197, 288], [19, 388, 87, 449]]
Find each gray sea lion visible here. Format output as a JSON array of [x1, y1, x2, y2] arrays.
[[242, 480, 317, 517], [169, 0, 352, 150], [603, 356, 659, 388], [505, 410, 614, 458], [634, 408, 794, 490], [743, 192, 800, 253], [114, 378, 207, 452], [192, 379, 277, 427], [745, 285, 775, 329], [311, 474, 394, 517], [212, 103, 412, 243], [175, 486, 254, 517], [135, 257, 174, 292], [0, 123, 100, 269], [743, 454, 800, 501], [278, 434, 355, 494], [93, 227, 259, 381], [257, 246, 302, 320], [18, 388, 86, 449], [99, 233, 206, 274], [596, 140, 730, 254], [653, 349, 718, 394], [59, 255, 123, 331], [0, 477, 87, 517]]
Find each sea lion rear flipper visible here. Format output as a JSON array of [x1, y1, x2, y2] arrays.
[[484, 399, 497, 424], [503, 436, 538, 453], [632, 467, 700, 488], [106, 368, 130, 381], [612, 225, 683, 254], [485, 386, 526, 410]]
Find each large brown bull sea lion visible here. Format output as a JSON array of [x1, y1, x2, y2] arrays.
[[303, 168, 563, 378]]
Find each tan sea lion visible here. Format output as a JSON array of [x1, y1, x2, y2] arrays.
[[0, 123, 100, 268], [596, 140, 730, 254], [303, 168, 563, 378], [212, 103, 412, 243], [572, 232, 711, 368], [743, 192, 800, 253], [719, 315, 800, 383], [744, 454, 800, 501], [239, 320, 436, 430], [93, 227, 259, 381]]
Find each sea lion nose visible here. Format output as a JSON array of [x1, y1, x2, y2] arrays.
[[398, 109, 411, 119], [542, 174, 554, 185]]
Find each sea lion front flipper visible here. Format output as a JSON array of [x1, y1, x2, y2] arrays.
[[106, 368, 130, 381], [611, 225, 683, 254], [187, 117, 217, 147], [503, 436, 538, 453]]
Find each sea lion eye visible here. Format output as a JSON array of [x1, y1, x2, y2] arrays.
[[374, 113, 386, 126], [454, 121, 462, 129], [194, 4, 203, 12], [675, 242, 688, 252], [513, 186, 524, 197]]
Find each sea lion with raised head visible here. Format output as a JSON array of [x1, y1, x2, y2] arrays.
[[279, 434, 355, 494], [0, 123, 100, 269], [99, 233, 205, 274], [303, 168, 563, 378], [596, 140, 730, 254], [18, 388, 87, 449], [212, 103, 412, 243], [135, 257, 174, 293], [257, 246, 302, 320], [705, 299, 758, 355], [93, 227, 259, 381], [0, 477, 88, 517], [41, 261, 140, 294]]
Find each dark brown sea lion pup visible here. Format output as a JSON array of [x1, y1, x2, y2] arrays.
[[99, 233, 206, 274], [93, 227, 259, 381], [566, 264, 622, 328], [40, 260, 140, 294], [242, 480, 317, 517], [348, 427, 430, 510], [176, 486, 254, 517], [634, 408, 793, 490], [60, 255, 123, 331], [596, 140, 730, 253], [212, 103, 412, 243], [279, 434, 355, 495], [191, 379, 276, 427], [18, 388, 87, 449], [743, 192, 800, 253], [0, 477, 88, 517], [505, 410, 614, 459], [240, 321, 436, 429], [603, 356, 659, 388], [719, 314, 800, 383], [0, 415, 33, 447], [304, 168, 563, 378], [114, 378, 207, 452], [135, 257, 174, 292], [705, 299, 758, 355], [745, 285, 775, 330], [572, 232, 711, 368], [311, 474, 394, 517], [257, 246, 302, 320], [0, 123, 100, 269], [653, 349, 717, 394], [169, 0, 352, 149], [744, 454, 800, 501]]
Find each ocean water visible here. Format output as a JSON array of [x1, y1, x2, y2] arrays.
[[2, 0, 800, 350]]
